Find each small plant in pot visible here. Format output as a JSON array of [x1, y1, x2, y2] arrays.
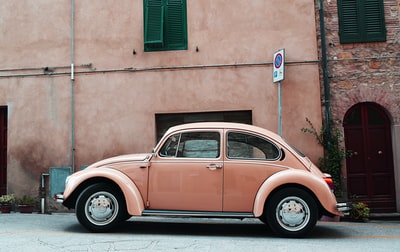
[[349, 202, 370, 222], [0, 194, 16, 213], [17, 195, 36, 214]]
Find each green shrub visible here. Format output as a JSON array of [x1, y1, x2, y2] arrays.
[[17, 195, 36, 205], [301, 118, 346, 195]]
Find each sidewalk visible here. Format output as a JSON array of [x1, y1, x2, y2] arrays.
[[370, 212, 400, 220]]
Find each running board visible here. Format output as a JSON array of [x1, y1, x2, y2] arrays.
[[142, 210, 254, 218]]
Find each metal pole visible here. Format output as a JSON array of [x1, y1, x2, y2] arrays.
[[278, 81, 282, 136]]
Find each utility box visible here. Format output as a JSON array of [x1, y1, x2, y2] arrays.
[[49, 167, 71, 198]]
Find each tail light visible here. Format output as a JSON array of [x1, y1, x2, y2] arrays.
[[323, 173, 334, 192]]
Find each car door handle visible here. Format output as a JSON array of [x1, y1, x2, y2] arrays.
[[206, 164, 223, 170]]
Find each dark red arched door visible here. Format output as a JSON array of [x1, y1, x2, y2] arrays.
[[343, 102, 396, 213], [0, 107, 7, 195]]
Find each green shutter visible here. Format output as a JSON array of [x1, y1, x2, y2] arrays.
[[363, 0, 386, 42], [338, 0, 386, 43], [338, 0, 360, 42], [144, 0, 187, 51], [165, 0, 187, 49], [144, 0, 164, 45]]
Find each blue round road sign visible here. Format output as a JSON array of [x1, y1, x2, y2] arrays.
[[274, 53, 283, 68]]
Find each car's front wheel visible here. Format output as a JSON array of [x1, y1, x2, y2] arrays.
[[75, 183, 126, 232], [266, 187, 318, 238]]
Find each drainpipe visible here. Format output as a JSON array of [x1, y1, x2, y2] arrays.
[[71, 0, 75, 172], [318, 0, 331, 144]]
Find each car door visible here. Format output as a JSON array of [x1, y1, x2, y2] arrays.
[[148, 130, 223, 211]]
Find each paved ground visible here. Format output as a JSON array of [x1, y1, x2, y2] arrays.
[[1, 213, 400, 251]]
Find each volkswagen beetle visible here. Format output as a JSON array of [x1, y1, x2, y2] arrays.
[[59, 122, 350, 237]]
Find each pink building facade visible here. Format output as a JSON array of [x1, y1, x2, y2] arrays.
[[5, 0, 396, 213]]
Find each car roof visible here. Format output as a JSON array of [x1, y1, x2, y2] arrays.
[[166, 122, 283, 141]]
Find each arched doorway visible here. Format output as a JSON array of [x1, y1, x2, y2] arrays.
[[343, 102, 396, 213], [0, 106, 7, 195]]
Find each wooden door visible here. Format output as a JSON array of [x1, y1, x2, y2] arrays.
[[0, 107, 7, 195], [344, 103, 396, 213]]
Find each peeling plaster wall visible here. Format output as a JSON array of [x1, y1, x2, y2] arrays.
[[0, 0, 323, 201], [0, 76, 71, 199]]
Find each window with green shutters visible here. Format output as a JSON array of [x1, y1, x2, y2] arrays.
[[337, 0, 386, 43], [144, 0, 187, 51]]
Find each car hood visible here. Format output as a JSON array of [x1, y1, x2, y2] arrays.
[[87, 153, 152, 168]]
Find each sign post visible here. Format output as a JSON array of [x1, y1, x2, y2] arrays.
[[273, 49, 285, 136]]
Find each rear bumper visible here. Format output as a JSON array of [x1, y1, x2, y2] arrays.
[[336, 202, 352, 215]]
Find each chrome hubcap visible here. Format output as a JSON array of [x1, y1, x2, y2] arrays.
[[85, 191, 119, 226], [276, 196, 310, 231]]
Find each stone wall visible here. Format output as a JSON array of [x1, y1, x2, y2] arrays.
[[320, 0, 400, 210], [323, 0, 400, 124]]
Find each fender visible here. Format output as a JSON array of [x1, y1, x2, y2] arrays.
[[253, 169, 342, 217], [63, 167, 145, 216]]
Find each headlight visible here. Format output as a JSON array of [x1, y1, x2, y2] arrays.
[[65, 175, 71, 184]]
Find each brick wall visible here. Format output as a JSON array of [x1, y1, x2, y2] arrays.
[[321, 0, 400, 124]]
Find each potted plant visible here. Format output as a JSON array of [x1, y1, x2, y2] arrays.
[[349, 202, 370, 222], [17, 195, 36, 214], [0, 194, 16, 213]]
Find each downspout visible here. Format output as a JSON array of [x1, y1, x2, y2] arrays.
[[318, 0, 331, 143], [71, 0, 75, 172]]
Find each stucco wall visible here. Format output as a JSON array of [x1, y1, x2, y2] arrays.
[[0, 0, 323, 201]]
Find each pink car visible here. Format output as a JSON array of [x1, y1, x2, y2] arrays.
[[59, 122, 350, 237]]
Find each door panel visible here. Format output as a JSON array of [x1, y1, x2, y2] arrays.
[[148, 160, 223, 211], [344, 128, 365, 174], [344, 103, 396, 213], [347, 177, 368, 196], [223, 161, 284, 212], [369, 128, 390, 173]]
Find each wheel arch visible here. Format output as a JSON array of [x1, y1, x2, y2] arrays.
[[63, 168, 144, 216], [253, 170, 340, 217], [262, 183, 326, 218]]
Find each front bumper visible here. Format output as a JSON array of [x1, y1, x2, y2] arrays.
[[336, 202, 352, 215], [54, 193, 64, 203]]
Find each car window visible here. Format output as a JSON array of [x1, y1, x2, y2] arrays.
[[159, 133, 181, 157], [159, 132, 220, 158], [227, 132, 280, 160]]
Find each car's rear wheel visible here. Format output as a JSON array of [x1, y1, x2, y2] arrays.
[[266, 187, 318, 237], [75, 183, 125, 232]]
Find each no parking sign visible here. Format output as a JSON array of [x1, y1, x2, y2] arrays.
[[272, 48, 285, 136], [273, 49, 285, 83]]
